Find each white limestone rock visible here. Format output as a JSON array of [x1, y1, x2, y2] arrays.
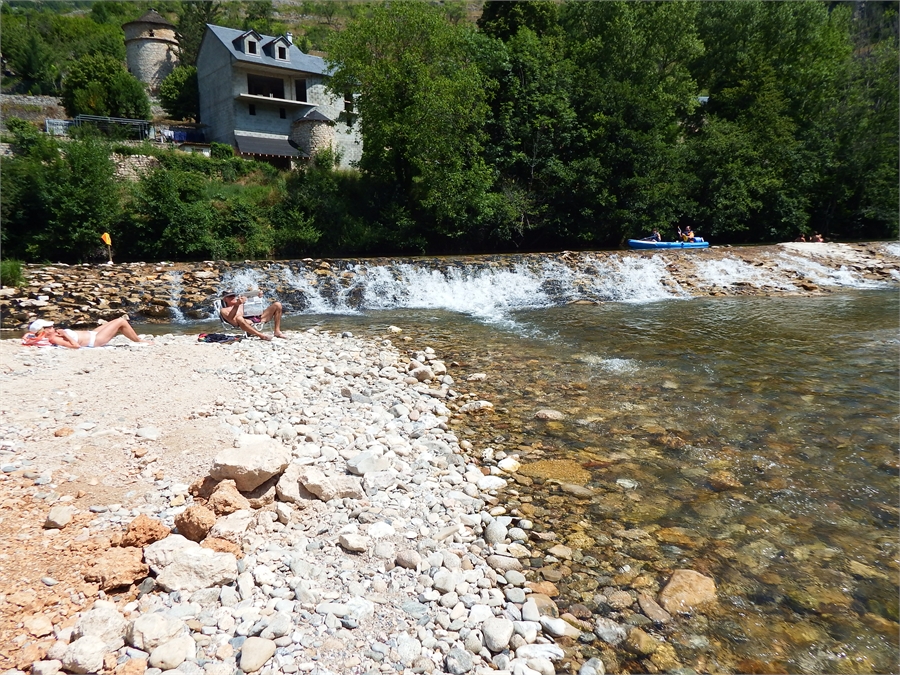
[[210, 437, 290, 491], [127, 612, 187, 651], [154, 548, 238, 592]]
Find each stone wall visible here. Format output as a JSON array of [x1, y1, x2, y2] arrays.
[[0, 95, 65, 131], [289, 119, 335, 157], [112, 154, 162, 181]]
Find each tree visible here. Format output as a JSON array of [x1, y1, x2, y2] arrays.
[[558, 1, 704, 244], [159, 65, 199, 121], [326, 2, 496, 245], [1, 130, 121, 262], [685, 0, 884, 241], [477, 28, 578, 245], [61, 54, 151, 119], [478, 0, 560, 41], [175, 1, 221, 67]]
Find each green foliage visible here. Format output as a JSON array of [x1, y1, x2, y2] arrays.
[[175, 2, 221, 67], [0, 259, 25, 288], [210, 142, 235, 160], [1, 134, 121, 262], [326, 1, 496, 245], [61, 54, 151, 119], [2, 0, 896, 261], [477, 1, 560, 41], [159, 66, 199, 121], [1, 8, 128, 95]]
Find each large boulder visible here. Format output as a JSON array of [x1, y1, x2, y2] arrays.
[[127, 613, 187, 652], [657, 569, 717, 614], [174, 505, 216, 542], [121, 515, 170, 547], [275, 463, 318, 504], [154, 547, 238, 593], [72, 601, 127, 650], [61, 636, 107, 674], [83, 547, 148, 591], [296, 466, 364, 501], [208, 479, 251, 515], [210, 436, 290, 492], [208, 509, 253, 544], [143, 535, 200, 574]]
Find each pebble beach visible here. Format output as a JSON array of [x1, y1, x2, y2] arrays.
[[0, 327, 700, 675]]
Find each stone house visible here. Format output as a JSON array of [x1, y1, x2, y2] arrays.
[[196, 24, 361, 169]]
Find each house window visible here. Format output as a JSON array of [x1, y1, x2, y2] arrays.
[[249, 104, 256, 116], [247, 74, 284, 98], [279, 108, 286, 119], [295, 79, 307, 102], [277, 46, 287, 60], [344, 93, 354, 113], [247, 40, 257, 55]]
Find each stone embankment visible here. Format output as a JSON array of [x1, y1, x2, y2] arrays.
[[2, 242, 898, 331], [0, 329, 717, 675]]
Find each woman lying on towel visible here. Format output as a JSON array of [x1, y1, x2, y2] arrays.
[[22, 317, 151, 348]]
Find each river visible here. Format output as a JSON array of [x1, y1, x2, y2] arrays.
[[154, 282, 898, 673], [7, 246, 899, 673]]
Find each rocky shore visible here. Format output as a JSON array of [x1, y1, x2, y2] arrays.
[[0, 328, 720, 675], [3, 242, 897, 330]]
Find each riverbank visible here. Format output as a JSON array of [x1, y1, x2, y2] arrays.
[[2, 242, 898, 330], [0, 328, 702, 675]]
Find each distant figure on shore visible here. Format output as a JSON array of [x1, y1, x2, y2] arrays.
[[642, 228, 662, 242], [795, 233, 807, 242], [22, 317, 151, 348], [812, 232, 824, 242], [219, 291, 286, 340]]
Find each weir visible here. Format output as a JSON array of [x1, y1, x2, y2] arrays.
[[2, 243, 898, 329]]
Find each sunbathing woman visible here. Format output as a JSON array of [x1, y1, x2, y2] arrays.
[[23, 317, 151, 348]]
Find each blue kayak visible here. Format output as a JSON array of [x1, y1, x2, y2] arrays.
[[628, 239, 709, 249]]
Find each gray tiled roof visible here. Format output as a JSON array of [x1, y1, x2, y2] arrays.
[[205, 24, 329, 76], [124, 10, 175, 28]]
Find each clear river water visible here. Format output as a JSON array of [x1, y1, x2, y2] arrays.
[[148, 282, 899, 674]]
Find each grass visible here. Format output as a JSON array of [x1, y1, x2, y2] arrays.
[[0, 258, 25, 287]]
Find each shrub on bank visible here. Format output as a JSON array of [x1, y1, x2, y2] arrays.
[[1, 259, 25, 288]]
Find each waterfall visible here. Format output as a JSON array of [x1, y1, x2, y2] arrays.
[[198, 247, 900, 322]]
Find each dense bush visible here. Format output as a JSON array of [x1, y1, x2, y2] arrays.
[[61, 54, 151, 120], [159, 66, 199, 122], [0, 259, 25, 288]]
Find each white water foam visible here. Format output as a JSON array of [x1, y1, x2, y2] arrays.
[[578, 255, 684, 302], [882, 242, 900, 258], [695, 257, 797, 291], [357, 263, 554, 323], [775, 253, 888, 288], [576, 354, 640, 374], [165, 271, 187, 323]]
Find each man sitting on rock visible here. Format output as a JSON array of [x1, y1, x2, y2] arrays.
[[219, 291, 286, 340]]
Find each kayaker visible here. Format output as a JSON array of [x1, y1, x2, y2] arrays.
[[679, 226, 704, 243], [642, 229, 662, 242]]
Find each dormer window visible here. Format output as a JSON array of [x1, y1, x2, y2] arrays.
[[277, 46, 287, 60], [247, 39, 257, 55]]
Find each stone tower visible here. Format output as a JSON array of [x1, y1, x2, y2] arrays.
[[290, 110, 336, 160], [122, 9, 178, 93]]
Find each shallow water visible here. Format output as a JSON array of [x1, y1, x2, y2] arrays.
[[17, 289, 900, 672], [282, 290, 898, 674]]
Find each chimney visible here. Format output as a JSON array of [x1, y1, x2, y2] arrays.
[[286, 32, 293, 45]]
